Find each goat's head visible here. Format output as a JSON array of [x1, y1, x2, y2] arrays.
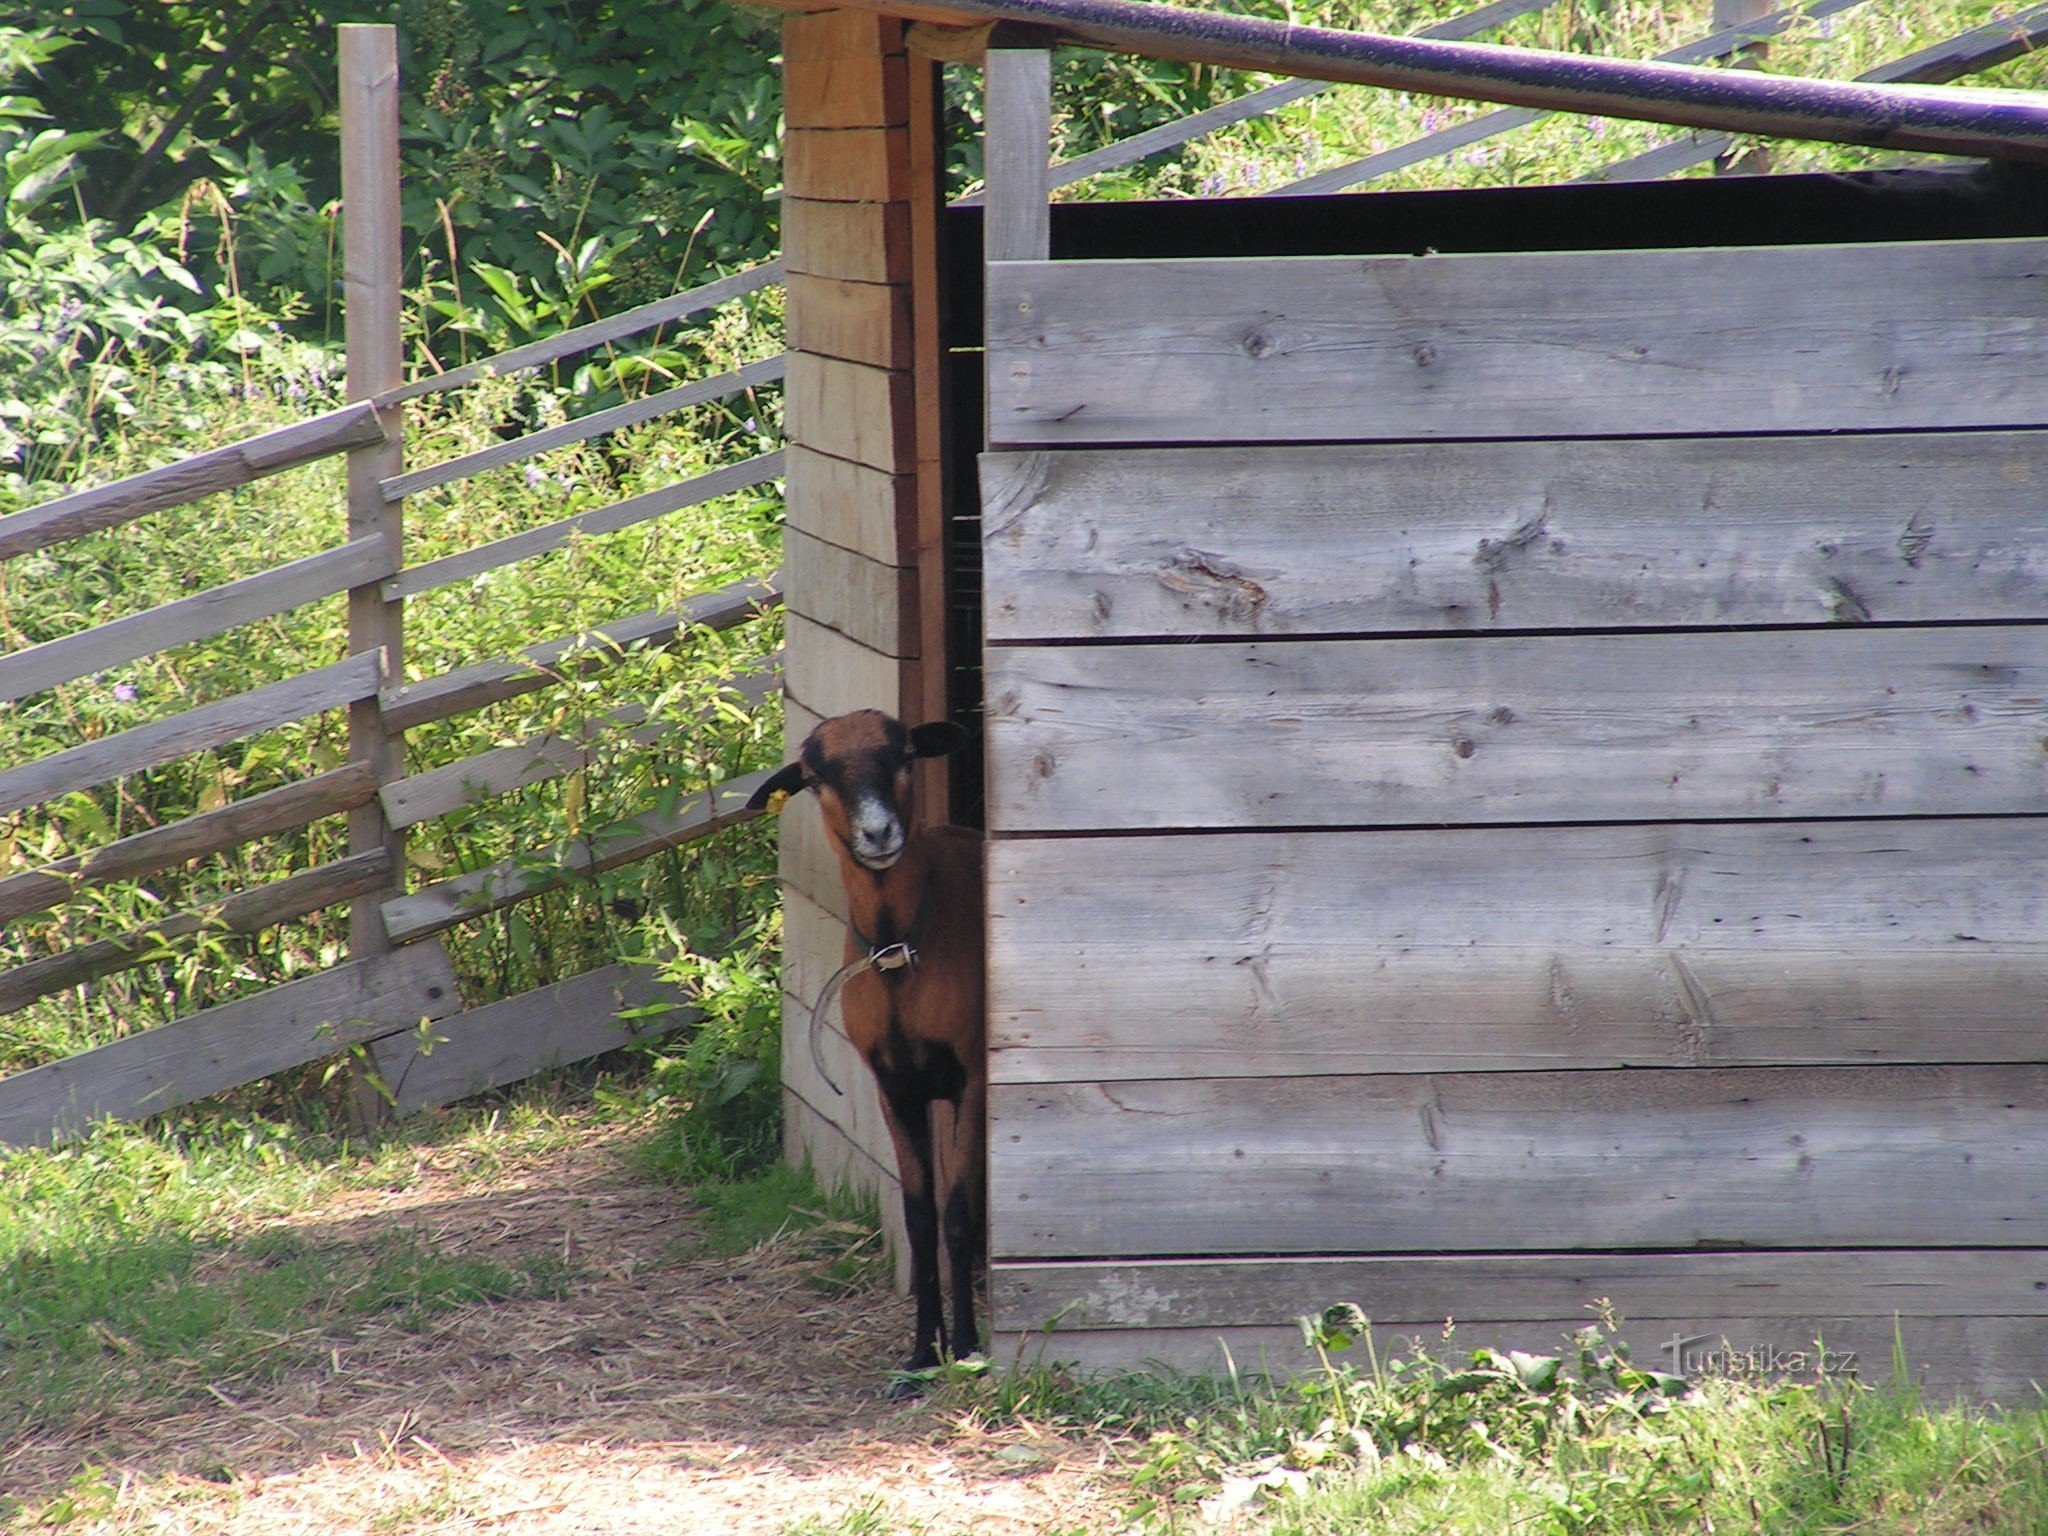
[[747, 710, 968, 871]]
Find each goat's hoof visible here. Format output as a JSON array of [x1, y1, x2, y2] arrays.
[[886, 1374, 926, 1402]]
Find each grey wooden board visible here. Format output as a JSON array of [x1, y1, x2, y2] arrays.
[[0, 849, 395, 1017], [0, 652, 382, 818], [993, 1315, 2048, 1404], [380, 356, 786, 502], [0, 404, 386, 561], [367, 961, 696, 1114], [984, 49, 1052, 266], [383, 452, 784, 601], [0, 763, 377, 927], [379, 663, 778, 830], [985, 239, 2048, 446], [984, 626, 2048, 831], [380, 769, 771, 945], [0, 536, 395, 704], [376, 262, 784, 406], [988, 820, 2048, 1078], [993, 1249, 2048, 1332], [988, 1063, 2048, 1258], [379, 575, 779, 731], [978, 434, 2048, 640], [0, 942, 459, 1149], [989, 944, 2048, 1082]]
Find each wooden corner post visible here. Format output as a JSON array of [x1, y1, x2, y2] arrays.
[[339, 24, 407, 1121], [982, 43, 1052, 275]]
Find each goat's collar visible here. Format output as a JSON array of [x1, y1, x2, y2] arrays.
[[850, 881, 935, 976]]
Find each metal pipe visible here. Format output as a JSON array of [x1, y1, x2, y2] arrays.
[[815, 0, 2048, 163]]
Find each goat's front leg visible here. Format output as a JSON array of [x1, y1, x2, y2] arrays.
[[876, 1080, 944, 1395], [940, 1074, 986, 1360]]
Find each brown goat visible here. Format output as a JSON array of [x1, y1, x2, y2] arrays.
[[748, 710, 985, 1392]]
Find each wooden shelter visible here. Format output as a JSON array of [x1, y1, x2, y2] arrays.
[[764, 0, 2048, 1396]]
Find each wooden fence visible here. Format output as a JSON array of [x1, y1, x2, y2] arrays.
[[0, 28, 785, 1148]]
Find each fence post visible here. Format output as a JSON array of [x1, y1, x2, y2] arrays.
[[340, 24, 407, 1124], [1713, 0, 1773, 174]]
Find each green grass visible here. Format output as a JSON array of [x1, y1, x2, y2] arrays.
[[0, 1097, 605, 1440]]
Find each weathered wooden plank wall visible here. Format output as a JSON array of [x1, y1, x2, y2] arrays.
[[777, 8, 948, 1262], [980, 229, 2048, 1395]]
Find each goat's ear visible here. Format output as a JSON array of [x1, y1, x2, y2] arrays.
[[746, 760, 812, 813], [908, 720, 969, 760]]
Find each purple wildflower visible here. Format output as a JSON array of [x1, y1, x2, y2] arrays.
[[112, 682, 138, 702], [524, 463, 546, 490]]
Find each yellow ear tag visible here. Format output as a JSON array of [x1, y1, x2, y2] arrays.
[[766, 788, 794, 816]]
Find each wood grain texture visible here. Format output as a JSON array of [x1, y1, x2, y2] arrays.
[[378, 575, 779, 732], [989, 818, 2048, 1075], [783, 199, 913, 284], [983, 48, 1051, 264], [994, 1314, 2048, 1404], [0, 850, 395, 1017], [0, 764, 377, 927], [0, 537, 394, 704], [994, 1249, 2048, 1333], [368, 962, 695, 1113], [0, 404, 386, 561], [988, 1064, 2048, 1257], [784, 613, 909, 723], [380, 770, 770, 945], [783, 8, 900, 61], [383, 453, 783, 601], [984, 626, 2048, 831], [786, 353, 916, 470], [979, 435, 2048, 640], [787, 273, 913, 369], [783, 128, 915, 203], [784, 53, 910, 128], [786, 446, 918, 564], [985, 239, 2048, 446], [0, 652, 382, 818], [785, 526, 916, 656], [0, 942, 460, 1149]]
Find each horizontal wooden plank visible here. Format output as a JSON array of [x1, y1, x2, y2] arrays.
[[380, 770, 771, 945], [382, 452, 783, 601], [0, 536, 395, 704], [376, 262, 784, 406], [985, 239, 2048, 446], [367, 962, 696, 1114], [979, 433, 2048, 640], [783, 198, 913, 285], [990, 818, 2048, 1074], [0, 849, 395, 1017], [784, 127, 915, 203], [785, 53, 910, 128], [0, 764, 377, 927], [0, 942, 460, 1149], [994, 1249, 2048, 1334], [380, 356, 785, 503], [985, 626, 2048, 830], [787, 273, 912, 370], [786, 353, 916, 470], [0, 404, 387, 561], [379, 575, 779, 731], [0, 652, 383, 818], [782, 8, 900, 61], [988, 1064, 2048, 1258], [784, 612, 908, 723], [786, 446, 917, 562], [994, 1314, 2048, 1404], [785, 526, 915, 656], [991, 944, 2048, 1082], [379, 663, 778, 830], [989, 820, 2048, 958]]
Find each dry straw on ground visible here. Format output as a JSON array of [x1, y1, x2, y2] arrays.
[[5, 1118, 1122, 1535]]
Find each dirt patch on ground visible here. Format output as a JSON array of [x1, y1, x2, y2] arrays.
[[6, 1121, 1126, 1535]]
